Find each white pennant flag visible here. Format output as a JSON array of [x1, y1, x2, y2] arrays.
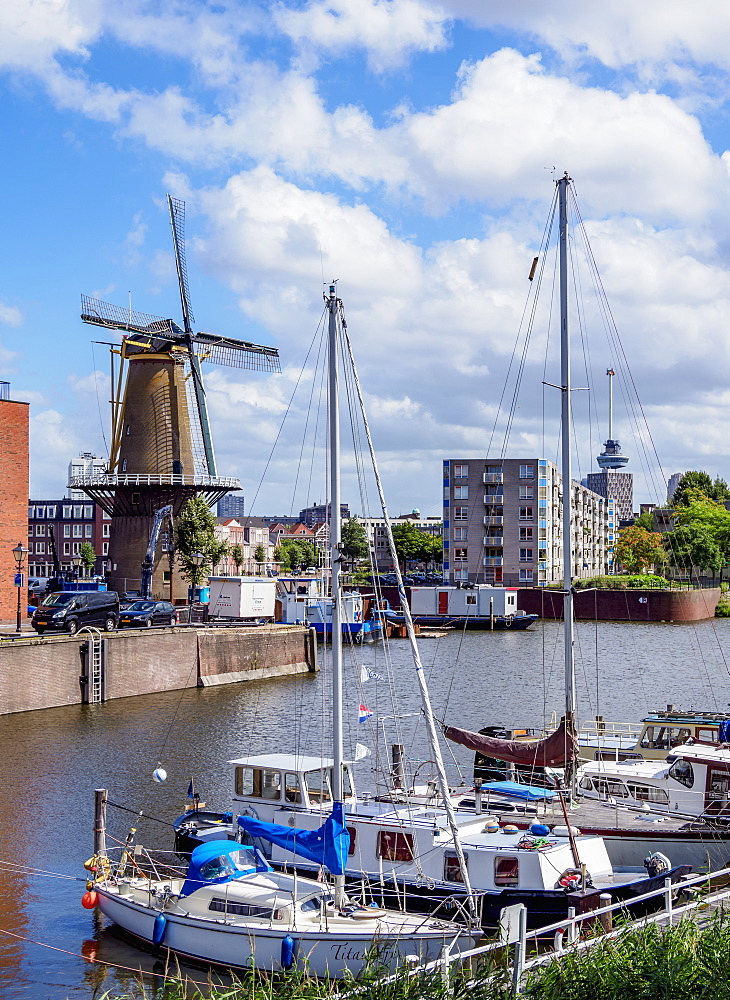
[[360, 665, 369, 682], [355, 743, 371, 760]]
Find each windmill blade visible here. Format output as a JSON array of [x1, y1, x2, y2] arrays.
[[168, 195, 194, 335], [191, 331, 281, 372], [81, 295, 183, 338]]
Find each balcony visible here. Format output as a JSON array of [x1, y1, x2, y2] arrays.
[[483, 557, 503, 567], [483, 536, 504, 546], [484, 493, 504, 503], [483, 473, 503, 484], [483, 516, 504, 527]]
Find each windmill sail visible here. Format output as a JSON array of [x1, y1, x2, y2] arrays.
[[443, 717, 577, 769]]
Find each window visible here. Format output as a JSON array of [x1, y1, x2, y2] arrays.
[[73, 525, 82, 537], [63, 506, 71, 519], [519, 507, 533, 521], [453, 485, 468, 500], [697, 728, 717, 743], [453, 527, 467, 541], [209, 898, 281, 920], [592, 777, 628, 797], [519, 549, 533, 561], [453, 567, 468, 581], [454, 464, 469, 478], [46, 506, 55, 518], [36, 542, 45, 554], [63, 525, 71, 537], [494, 857, 519, 886], [627, 783, 669, 804], [453, 506, 469, 520], [84, 505, 93, 519], [377, 831, 415, 862], [73, 506, 82, 519], [28, 507, 34, 519], [519, 486, 533, 500], [519, 569, 533, 582], [305, 769, 332, 803], [35, 524, 45, 536], [347, 827, 357, 856], [486, 465, 501, 474], [72, 543, 80, 555], [36, 506, 45, 519], [466, 594, 477, 604], [444, 851, 469, 883], [85, 525, 92, 538], [63, 543, 70, 555], [102, 542, 109, 555], [519, 527, 533, 541], [519, 465, 534, 479], [668, 758, 694, 788], [454, 548, 468, 562], [102, 524, 110, 537]]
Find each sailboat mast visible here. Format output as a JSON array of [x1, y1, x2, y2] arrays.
[[326, 283, 346, 908], [558, 174, 576, 721]]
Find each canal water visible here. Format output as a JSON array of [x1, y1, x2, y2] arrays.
[[3, 618, 730, 998]]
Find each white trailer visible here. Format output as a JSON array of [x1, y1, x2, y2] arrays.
[[207, 578, 276, 621]]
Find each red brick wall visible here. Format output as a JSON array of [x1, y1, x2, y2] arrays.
[[0, 401, 29, 620], [517, 587, 721, 622]]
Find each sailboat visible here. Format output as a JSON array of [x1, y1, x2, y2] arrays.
[[174, 203, 691, 930], [84, 285, 479, 977]]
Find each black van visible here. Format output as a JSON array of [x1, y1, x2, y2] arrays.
[[31, 591, 120, 635]]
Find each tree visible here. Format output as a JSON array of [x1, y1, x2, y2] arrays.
[[633, 510, 655, 531], [174, 496, 226, 586], [254, 543, 266, 565], [670, 496, 730, 575], [614, 525, 666, 574], [391, 521, 426, 571], [341, 518, 369, 568], [79, 541, 96, 578], [276, 538, 317, 572], [415, 530, 443, 567], [230, 543, 244, 574], [667, 523, 724, 578], [670, 471, 727, 507]]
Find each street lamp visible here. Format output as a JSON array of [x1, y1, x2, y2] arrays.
[[12, 542, 28, 634], [189, 551, 205, 604], [72, 553, 82, 581]]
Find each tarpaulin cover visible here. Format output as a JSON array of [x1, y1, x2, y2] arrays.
[[480, 780, 558, 800], [180, 840, 272, 897], [237, 801, 350, 876], [444, 717, 577, 768]]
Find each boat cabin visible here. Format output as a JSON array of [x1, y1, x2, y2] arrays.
[[410, 585, 518, 618], [276, 578, 366, 629], [577, 743, 730, 818], [229, 753, 357, 810]]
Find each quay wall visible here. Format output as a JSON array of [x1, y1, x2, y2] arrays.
[[0, 624, 315, 716], [517, 587, 721, 623]]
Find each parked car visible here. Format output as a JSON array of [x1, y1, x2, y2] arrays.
[[31, 591, 120, 635], [118, 600, 178, 629]]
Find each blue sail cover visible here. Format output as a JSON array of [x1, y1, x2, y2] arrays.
[[237, 801, 350, 876]]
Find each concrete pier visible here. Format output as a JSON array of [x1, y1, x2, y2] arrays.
[[0, 624, 317, 715]]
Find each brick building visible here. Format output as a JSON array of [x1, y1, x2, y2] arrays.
[[27, 500, 112, 581], [0, 382, 30, 619]]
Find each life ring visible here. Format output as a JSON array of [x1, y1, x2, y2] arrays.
[[557, 867, 582, 890]]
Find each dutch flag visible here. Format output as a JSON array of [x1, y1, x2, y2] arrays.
[[358, 704, 374, 723]]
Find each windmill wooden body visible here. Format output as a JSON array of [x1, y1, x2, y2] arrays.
[[72, 196, 280, 598]]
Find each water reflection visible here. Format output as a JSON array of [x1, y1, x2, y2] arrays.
[[2, 619, 730, 996]]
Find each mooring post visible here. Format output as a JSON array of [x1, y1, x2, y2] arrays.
[[665, 877, 673, 925], [511, 903, 527, 995], [94, 788, 108, 856], [599, 893, 612, 933]]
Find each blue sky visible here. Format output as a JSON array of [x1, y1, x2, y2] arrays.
[[3, 0, 730, 516]]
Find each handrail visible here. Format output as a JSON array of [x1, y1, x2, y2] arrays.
[[68, 474, 240, 488]]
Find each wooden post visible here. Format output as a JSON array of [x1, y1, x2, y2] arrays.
[[490, 597, 494, 630], [598, 893, 612, 932], [94, 788, 108, 856]]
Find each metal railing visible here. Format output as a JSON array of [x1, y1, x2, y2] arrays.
[[68, 474, 240, 488], [396, 864, 730, 993]]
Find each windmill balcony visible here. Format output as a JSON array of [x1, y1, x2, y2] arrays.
[[483, 473, 503, 484], [68, 473, 240, 489], [483, 516, 504, 527]]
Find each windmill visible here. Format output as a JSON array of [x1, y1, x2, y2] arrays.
[[72, 195, 281, 597]]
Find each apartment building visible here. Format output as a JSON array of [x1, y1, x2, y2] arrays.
[[442, 458, 615, 586], [27, 500, 112, 579]]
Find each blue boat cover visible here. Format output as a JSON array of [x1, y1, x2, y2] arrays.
[[481, 780, 558, 801], [719, 720, 730, 743], [237, 801, 350, 875], [180, 840, 272, 897]]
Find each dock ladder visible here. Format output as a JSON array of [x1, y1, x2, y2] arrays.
[[79, 627, 104, 704]]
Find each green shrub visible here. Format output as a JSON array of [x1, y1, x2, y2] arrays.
[[573, 574, 669, 591]]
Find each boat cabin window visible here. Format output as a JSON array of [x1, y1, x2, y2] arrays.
[[377, 831, 415, 862], [235, 767, 281, 799], [444, 850, 469, 883], [592, 777, 628, 797], [305, 769, 332, 803], [641, 726, 692, 751], [466, 595, 477, 605], [209, 897, 282, 920], [668, 758, 694, 788], [284, 772, 302, 804], [301, 896, 322, 912], [697, 728, 717, 743], [347, 827, 357, 856], [709, 770, 730, 800], [579, 776, 594, 791], [494, 857, 519, 887], [626, 783, 669, 804]]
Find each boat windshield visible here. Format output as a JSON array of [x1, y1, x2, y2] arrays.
[[199, 850, 260, 880], [41, 593, 74, 607]]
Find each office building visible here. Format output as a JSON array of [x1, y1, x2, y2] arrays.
[[217, 494, 246, 519]]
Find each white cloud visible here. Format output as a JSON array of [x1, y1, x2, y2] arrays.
[[273, 0, 449, 72], [0, 302, 22, 327]]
